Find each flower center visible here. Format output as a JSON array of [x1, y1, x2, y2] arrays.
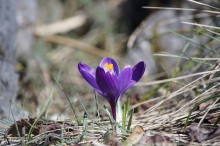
[[104, 63, 114, 71]]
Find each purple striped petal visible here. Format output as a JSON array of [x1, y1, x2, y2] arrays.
[[100, 57, 120, 76], [132, 61, 146, 81], [96, 66, 119, 103], [118, 66, 132, 95], [125, 61, 146, 90], [78, 62, 102, 94]]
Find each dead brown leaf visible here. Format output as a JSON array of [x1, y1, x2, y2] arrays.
[[5, 118, 43, 137], [124, 125, 175, 146], [180, 124, 220, 142], [136, 132, 176, 146], [205, 113, 219, 124], [123, 125, 145, 146], [39, 122, 62, 134], [199, 102, 211, 110]]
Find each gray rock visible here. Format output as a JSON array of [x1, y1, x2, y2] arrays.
[[16, 0, 38, 56], [126, 1, 214, 77], [0, 0, 27, 120]]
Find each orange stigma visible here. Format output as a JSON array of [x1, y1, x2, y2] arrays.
[[104, 63, 114, 71]]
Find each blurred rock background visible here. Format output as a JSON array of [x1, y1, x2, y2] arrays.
[[0, 0, 20, 120], [126, 1, 220, 76]]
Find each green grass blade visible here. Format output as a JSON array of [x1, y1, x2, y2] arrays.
[[97, 103, 129, 135], [126, 98, 130, 117], [12, 113, 25, 145], [27, 91, 53, 142], [194, 29, 220, 42], [171, 31, 219, 55], [80, 111, 87, 141], [214, 115, 220, 126], [127, 109, 134, 133], [162, 52, 212, 66], [54, 77, 79, 124], [122, 104, 126, 129], [76, 94, 108, 131], [65, 126, 88, 145], [185, 94, 220, 128]]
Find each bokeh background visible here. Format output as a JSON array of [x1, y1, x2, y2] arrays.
[[6, 0, 220, 120]]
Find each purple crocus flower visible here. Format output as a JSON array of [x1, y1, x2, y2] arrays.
[[78, 57, 146, 121]]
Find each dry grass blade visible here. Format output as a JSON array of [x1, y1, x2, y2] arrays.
[[158, 13, 212, 27], [182, 22, 220, 30], [154, 53, 220, 61], [136, 69, 220, 86], [172, 78, 220, 113], [141, 68, 219, 116], [42, 35, 123, 64], [173, 82, 220, 117], [198, 98, 219, 127], [205, 28, 220, 36], [35, 14, 88, 36], [187, 0, 220, 11], [142, 7, 220, 14], [128, 13, 211, 52]]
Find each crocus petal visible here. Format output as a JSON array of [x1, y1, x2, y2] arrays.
[[126, 61, 146, 90], [118, 66, 132, 95], [96, 66, 119, 103], [100, 57, 120, 76], [78, 62, 102, 93]]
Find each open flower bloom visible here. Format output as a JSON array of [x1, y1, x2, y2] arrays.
[[78, 57, 146, 121]]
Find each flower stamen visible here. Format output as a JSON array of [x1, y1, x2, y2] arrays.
[[104, 63, 114, 71]]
